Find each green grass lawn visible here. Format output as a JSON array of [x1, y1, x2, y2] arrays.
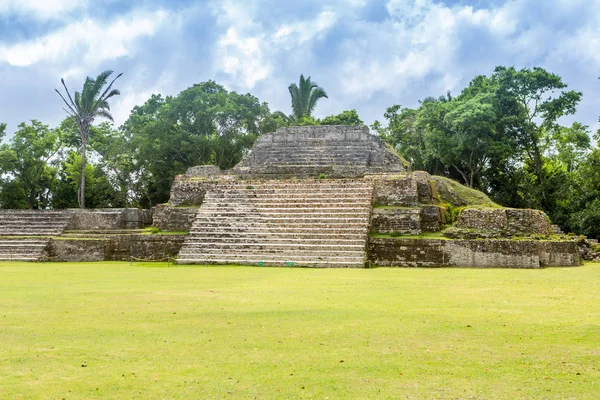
[[1, 262, 599, 399]]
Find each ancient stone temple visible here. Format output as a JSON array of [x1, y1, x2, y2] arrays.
[[153, 125, 580, 268], [0, 125, 581, 267]]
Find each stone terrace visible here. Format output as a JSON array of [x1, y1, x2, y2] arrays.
[[176, 180, 374, 267], [0, 210, 72, 261]]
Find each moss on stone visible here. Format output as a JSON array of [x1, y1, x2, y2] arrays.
[[432, 176, 500, 208]]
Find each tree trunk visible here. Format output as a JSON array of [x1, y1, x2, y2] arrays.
[[79, 126, 87, 209], [531, 139, 546, 205]]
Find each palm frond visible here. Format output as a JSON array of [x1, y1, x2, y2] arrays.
[[307, 87, 328, 115], [90, 70, 113, 98], [96, 109, 114, 122], [99, 72, 123, 101], [55, 88, 78, 116], [288, 74, 328, 119], [59, 78, 78, 110]]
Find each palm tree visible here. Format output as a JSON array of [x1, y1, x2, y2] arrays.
[[288, 74, 328, 120], [55, 70, 123, 208]]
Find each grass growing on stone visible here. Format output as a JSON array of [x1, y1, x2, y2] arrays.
[[1, 262, 599, 399], [370, 231, 450, 240], [433, 175, 501, 208]]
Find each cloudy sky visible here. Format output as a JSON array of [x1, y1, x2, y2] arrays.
[[0, 0, 599, 136]]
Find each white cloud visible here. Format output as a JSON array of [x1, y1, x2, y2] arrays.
[[0, 0, 86, 19], [273, 10, 338, 47], [212, 1, 340, 90], [0, 9, 171, 67]]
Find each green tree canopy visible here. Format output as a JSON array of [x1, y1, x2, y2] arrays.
[[0, 121, 60, 209], [122, 81, 276, 206]]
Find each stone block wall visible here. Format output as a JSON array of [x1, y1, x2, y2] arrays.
[[186, 165, 222, 177], [371, 209, 422, 234], [370, 172, 436, 207], [368, 238, 446, 267], [421, 206, 447, 232], [169, 177, 219, 206], [368, 238, 580, 268], [370, 205, 446, 235], [455, 208, 552, 237], [152, 205, 197, 231], [66, 208, 152, 230], [47, 235, 185, 262]]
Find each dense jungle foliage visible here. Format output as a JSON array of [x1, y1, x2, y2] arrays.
[[0, 68, 598, 238]]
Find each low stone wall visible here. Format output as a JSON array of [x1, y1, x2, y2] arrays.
[[186, 165, 222, 177], [368, 238, 446, 267], [368, 238, 580, 268], [371, 209, 421, 235], [370, 205, 446, 235], [66, 208, 152, 230], [169, 177, 219, 206], [369, 172, 436, 207], [152, 205, 197, 231], [46, 235, 185, 262], [455, 208, 552, 237]]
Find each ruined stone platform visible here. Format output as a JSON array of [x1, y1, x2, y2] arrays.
[[0, 125, 581, 267], [232, 125, 408, 178], [160, 125, 580, 268]]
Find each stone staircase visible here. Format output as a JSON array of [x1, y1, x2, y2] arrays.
[[176, 180, 374, 267], [0, 210, 72, 261], [551, 224, 564, 235]]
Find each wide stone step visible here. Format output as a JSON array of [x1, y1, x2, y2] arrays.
[[0, 256, 41, 261], [177, 253, 365, 262], [187, 237, 365, 244], [199, 205, 370, 211], [258, 155, 370, 162], [176, 258, 365, 268], [0, 231, 61, 236], [0, 242, 47, 247], [181, 242, 364, 251], [187, 230, 366, 238], [193, 223, 368, 230], [209, 185, 371, 191], [202, 201, 370, 208], [195, 212, 370, 219]]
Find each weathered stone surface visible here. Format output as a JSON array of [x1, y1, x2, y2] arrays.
[[368, 238, 580, 268], [46, 235, 185, 262], [368, 238, 446, 267], [186, 165, 222, 177], [232, 125, 407, 178], [152, 205, 197, 231], [66, 208, 152, 230], [368, 173, 438, 207], [455, 208, 552, 237], [177, 180, 373, 267], [420, 206, 447, 232], [169, 177, 219, 206], [371, 208, 421, 235]]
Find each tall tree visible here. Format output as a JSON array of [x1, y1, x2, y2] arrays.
[[122, 81, 275, 206], [492, 66, 582, 206], [55, 70, 123, 208], [0, 121, 61, 209], [288, 74, 328, 120]]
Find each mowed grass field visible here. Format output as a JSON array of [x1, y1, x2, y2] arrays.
[[1, 262, 599, 399]]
